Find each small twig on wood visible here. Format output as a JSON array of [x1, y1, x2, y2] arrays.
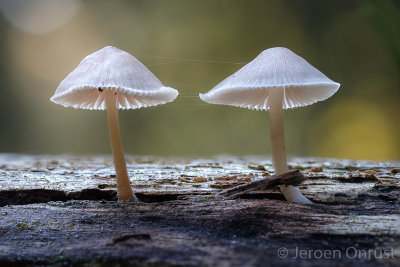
[[110, 233, 152, 245], [217, 170, 306, 198]]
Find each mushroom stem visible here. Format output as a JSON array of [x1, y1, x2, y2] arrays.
[[268, 88, 312, 204], [104, 88, 135, 202]]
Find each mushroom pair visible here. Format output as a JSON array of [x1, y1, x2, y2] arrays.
[[52, 46, 339, 204], [200, 47, 340, 204], [51, 46, 178, 202]]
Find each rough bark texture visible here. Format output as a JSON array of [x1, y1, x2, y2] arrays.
[[0, 154, 399, 266]]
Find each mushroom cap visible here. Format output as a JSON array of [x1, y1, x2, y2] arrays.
[[51, 46, 178, 110], [199, 47, 340, 110]]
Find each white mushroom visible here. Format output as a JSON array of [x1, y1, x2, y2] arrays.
[[51, 46, 178, 202], [200, 47, 340, 204]]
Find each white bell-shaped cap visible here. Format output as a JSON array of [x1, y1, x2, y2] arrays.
[[200, 47, 340, 110], [51, 46, 178, 110]]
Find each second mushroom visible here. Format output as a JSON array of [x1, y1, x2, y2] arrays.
[[51, 46, 178, 202], [200, 47, 340, 204]]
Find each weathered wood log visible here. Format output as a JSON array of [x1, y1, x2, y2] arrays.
[[0, 154, 399, 266]]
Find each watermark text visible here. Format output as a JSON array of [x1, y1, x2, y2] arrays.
[[277, 247, 394, 260]]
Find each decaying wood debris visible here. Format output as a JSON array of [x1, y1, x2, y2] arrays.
[[0, 154, 399, 266], [218, 170, 306, 199]]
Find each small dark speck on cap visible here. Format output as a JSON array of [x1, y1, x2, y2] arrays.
[[98, 87, 103, 92]]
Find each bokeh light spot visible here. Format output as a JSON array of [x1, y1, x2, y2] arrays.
[[0, 0, 81, 34]]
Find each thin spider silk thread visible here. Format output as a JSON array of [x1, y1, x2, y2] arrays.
[[118, 51, 246, 129], [120, 100, 208, 130], [131, 51, 248, 66], [134, 51, 247, 97]]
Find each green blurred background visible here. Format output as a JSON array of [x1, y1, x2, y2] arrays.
[[0, 0, 399, 160]]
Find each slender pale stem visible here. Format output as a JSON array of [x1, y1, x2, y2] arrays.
[[104, 89, 134, 202], [268, 88, 312, 204], [268, 88, 289, 175]]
